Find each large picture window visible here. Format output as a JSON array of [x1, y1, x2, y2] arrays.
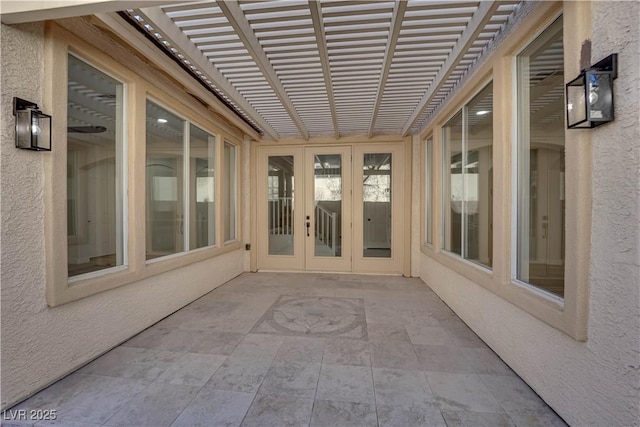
[[516, 17, 565, 298], [442, 82, 493, 269], [51, 29, 246, 305], [67, 54, 125, 277]]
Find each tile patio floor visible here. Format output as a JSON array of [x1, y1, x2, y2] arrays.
[[7, 273, 566, 427]]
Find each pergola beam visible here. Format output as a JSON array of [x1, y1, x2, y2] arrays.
[[368, 0, 407, 138], [92, 12, 261, 141], [138, 7, 278, 140], [402, 1, 500, 136], [309, 0, 339, 139], [0, 0, 176, 24], [217, 1, 310, 140]]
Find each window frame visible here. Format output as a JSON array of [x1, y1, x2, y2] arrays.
[[438, 80, 495, 273], [419, 2, 590, 340], [188, 122, 218, 251], [512, 16, 565, 302], [424, 135, 434, 247], [223, 140, 240, 245], [144, 96, 221, 263], [66, 52, 129, 281], [45, 24, 244, 306]]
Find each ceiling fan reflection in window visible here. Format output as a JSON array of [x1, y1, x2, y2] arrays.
[[67, 92, 115, 134], [67, 125, 107, 133]]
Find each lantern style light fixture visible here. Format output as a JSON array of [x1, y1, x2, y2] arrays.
[[566, 54, 618, 129], [13, 97, 52, 151]]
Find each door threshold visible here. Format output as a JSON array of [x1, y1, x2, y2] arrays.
[[255, 269, 403, 276]]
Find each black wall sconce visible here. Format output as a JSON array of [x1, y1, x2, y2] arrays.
[[566, 54, 618, 129], [13, 97, 52, 151]]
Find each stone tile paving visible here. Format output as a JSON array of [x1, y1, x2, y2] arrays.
[[6, 272, 566, 427]]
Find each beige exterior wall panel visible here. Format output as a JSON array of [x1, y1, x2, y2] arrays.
[[0, 22, 245, 409], [418, 2, 639, 425]]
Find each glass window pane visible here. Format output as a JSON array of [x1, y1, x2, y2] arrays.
[[425, 137, 433, 245], [314, 154, 342, 257], [516, 16, 565, 297], [224, 142, 237, 242], [363, 153, 391, 258], [67, 55, 125, 277], [464, 83, 493, 268], [442, 111, 463, 256], [268, 156, 295, 255], [146, 100, 185, 260], [190, 124, 215, 250]]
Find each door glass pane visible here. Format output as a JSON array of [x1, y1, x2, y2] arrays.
[[464, 83, 493, 268], [146, 100, 184, 260], [442, 111, 463, 256], [67, 55, 125, 277], [224, 142, 237, 242], [517, 17, 565, 297], [314, 154, 342, 257], [268, 156, 295, 255], [190, 124, 215, 250], [363, 153, 391, 258]]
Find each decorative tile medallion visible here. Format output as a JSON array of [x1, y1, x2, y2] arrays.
[[251, 296, 367, 339]]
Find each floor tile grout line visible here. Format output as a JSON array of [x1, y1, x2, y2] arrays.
[[420, 368, 450, 427], [308, 333, 327, 427], [236, 338, 281, 427], [369, 364, 381, 427], [164, 353, 230, 427], [164, 381, 206, 427]]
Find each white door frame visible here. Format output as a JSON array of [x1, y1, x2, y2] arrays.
[[254, 141, 408, 275]]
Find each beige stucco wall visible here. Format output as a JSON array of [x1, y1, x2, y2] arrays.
[[0, 22, 245, 409], [418, 2, 640, 426]]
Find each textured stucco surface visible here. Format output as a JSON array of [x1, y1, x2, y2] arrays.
[[419, 2, 640, 426], [0, 22, 245, 409]]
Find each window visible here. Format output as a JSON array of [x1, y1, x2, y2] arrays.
[[442, 82, 494, 269], [146, 101, 185, 260], [425, 136, 433, 245], [224, 141, 238, 242], [49, 28, 247, 306], [146, 100, 218, 260], [67, 54, 125, 277], [516, 17, 565, 298], [190, 124, 216, 250]]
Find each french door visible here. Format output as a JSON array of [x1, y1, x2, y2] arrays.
[[256, 143, 405, 274]]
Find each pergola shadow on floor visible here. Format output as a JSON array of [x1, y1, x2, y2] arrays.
[[9, 273, 566, 427]]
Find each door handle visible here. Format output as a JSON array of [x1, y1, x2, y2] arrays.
[[306, 221, 310, 236]]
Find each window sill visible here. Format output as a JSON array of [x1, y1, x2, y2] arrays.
[[428, 248, 495, 289], [49, 243, 242, 307], [144, 242, 241, 279], [511, 278, 565, 308], [68, 265, 129, 284], [420, 248, 585, 341]]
